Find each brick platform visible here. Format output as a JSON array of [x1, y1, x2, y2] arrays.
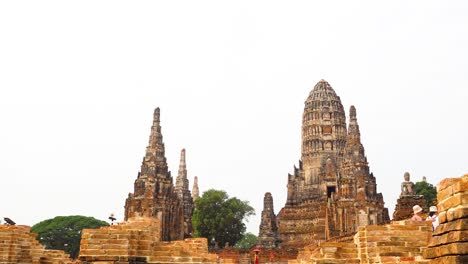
[[79, 217, 216, 263], [0, 225, 72, 264]]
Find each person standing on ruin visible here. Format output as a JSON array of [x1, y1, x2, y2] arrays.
[[426, 206, 439, 230], [411, 205, 423, 221]]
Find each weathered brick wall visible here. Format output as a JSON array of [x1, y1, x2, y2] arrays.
[[423, 174, 468, 264], [0, 225, 72, 264], [278, 201, 328, 248], [79, 217, 216, 263], [355, 221, 432, 264], [290, 221, 432, 264], [148, 238, 217, 263]]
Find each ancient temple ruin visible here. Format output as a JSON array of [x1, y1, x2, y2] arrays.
[[393, 172, 427, 221], [175, 149, 195, 237], [277, 80, 389, 248], [256, 192, 280, 248], [124, 108, 194, 241]]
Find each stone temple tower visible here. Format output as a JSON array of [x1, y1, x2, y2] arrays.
[[175, 148, 195, 237], [287, 79, 348, 204], [257, 192, 280, 248], [277, 80, 388, 248], [124, 108, 185, 241]]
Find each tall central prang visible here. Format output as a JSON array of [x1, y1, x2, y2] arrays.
[[291, 79, 348, 204], [276, 80, 389, 248]]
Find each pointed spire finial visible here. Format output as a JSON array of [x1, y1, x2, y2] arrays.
[[264, 192, 274, 210], [180, 148, 186, 162], [350, 105, 357, 121], [154, 107, 160, 121], [347, 105, 360, 136]]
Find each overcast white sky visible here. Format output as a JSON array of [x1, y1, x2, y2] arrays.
[[1, 1, 467, 234]]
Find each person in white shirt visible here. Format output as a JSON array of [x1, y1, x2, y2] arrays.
[[426, 206, 439, 231]]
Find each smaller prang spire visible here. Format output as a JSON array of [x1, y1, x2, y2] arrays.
[[174, 148, 194, 238], [257, 192, 279, 248], [192, 176, 200, 201], [343, 105, 365, 160], [175, 149, 189, 196], [348, 105, 360, 138]]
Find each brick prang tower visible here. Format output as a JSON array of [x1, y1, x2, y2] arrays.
[[124, 107, 185, 241], [257, 192, 280, 248], [277, 80, 389, 248], [175, 148, 195, 237]]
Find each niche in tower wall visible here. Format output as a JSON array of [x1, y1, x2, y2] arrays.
[[327, 186, 336, 199]]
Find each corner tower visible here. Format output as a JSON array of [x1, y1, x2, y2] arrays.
[[257, 192, 280, 248]]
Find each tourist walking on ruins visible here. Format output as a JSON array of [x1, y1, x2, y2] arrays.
[[426, 206, 439, 231], [411, 205, 423, 221]]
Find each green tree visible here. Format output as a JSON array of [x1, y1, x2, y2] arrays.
[[234, 232, 258, 250], [415, 181, 437, 207], [192, 189, 255, 248], [31, 215, 108, 258]]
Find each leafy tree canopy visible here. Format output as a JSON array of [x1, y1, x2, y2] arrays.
[[192, 189, 255, 248], [415, 181, 437, 207], [31, 215, 108, 258], [234, 232, 258, 250]]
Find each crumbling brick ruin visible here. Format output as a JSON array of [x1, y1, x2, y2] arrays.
[[291, 221, 433, 264], [1, 100, 466, 264], [256, 192, 280, 248], [0, 225, 72, 264], [124, 108, 195, 241], [175, 149, 195, 238], [1, 174, 464, 264], [393, 172, 428, 221], [277, 80, 389, 248], [289, 174, 467, 264], [79, 217, 216, 264]]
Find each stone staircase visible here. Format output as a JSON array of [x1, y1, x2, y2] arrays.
[[292, 241, 359, 264]]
